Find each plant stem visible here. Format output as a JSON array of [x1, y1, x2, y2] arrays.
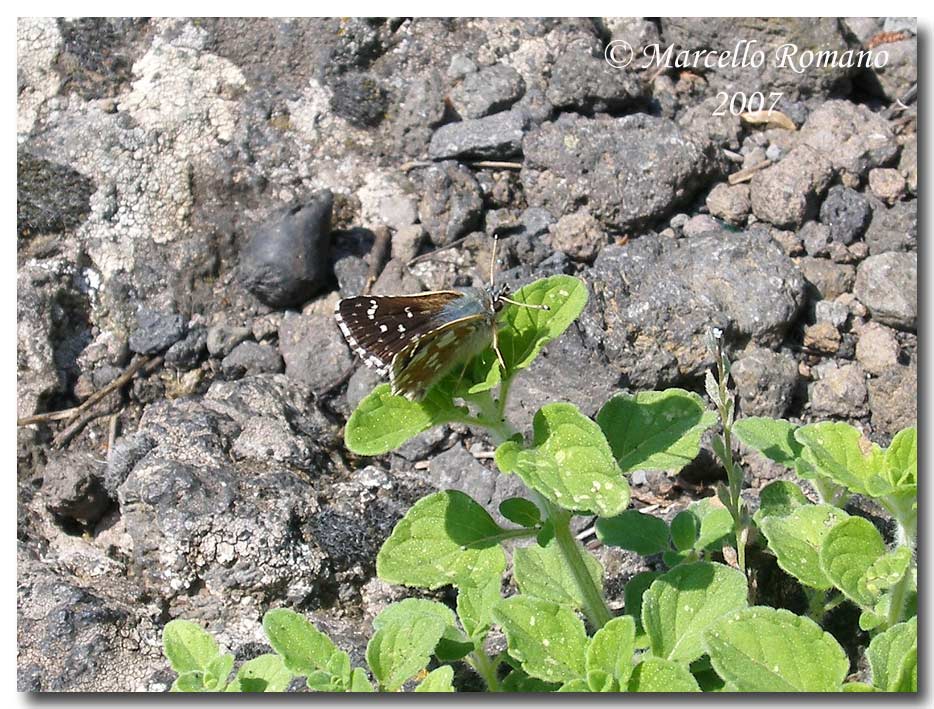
[[804, 588, 827, 622], [534, 491, 613, 630], [468, 650, 500, 692], [886, 565, 911, 629], [713, 341, 746, 576]]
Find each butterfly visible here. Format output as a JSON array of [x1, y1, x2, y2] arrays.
[[334, 239, 548, 401]]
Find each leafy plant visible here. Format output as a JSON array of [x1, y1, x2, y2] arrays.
[[163, 276, 917, 693]]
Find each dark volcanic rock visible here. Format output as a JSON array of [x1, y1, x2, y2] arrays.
[[329, 72, 388, 128], [448, 63, 525, 119], [278, 311, 354, 395], [864, 198, 917, 255], [221, 341, 284, 379], [428, 110, 529, 161], [854, 252, 917, 331], [522, 113, 715, 232], [868, 363, 917, 437], [586, 230, 805, 388], [17, 149, 95, 238], [240, 192, 334, 308], [164, 326, 207, 370], [819, 185, 871, 245], [546, 45, 644, 114], [42, 451, 112, 527], [128, 308, 186, 355], [731, 347, 799, 418], [414, 162, 484, 245]]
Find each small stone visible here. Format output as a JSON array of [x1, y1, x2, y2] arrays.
[[278, 312, 354, 395], [240, 191, 334, 308], [706, 183, 750, 225], [798, 100, 899, 178], [682, 214, 720, 238], [520, 207, 555, 238], [868, 363, 916, 436], [819, 185, 871, 245], [252, 313, 283, 341], [164, 326, 207, 370], [546, 46, 644, 114], [815, 300, 849, 328], [800, 221, 832, 257], [854, 251, 917, 330], [447, 53, 478, 79], [899, 139, 917, 194], [128, 308, 186, 355], [750, 145, 833, 228], [449, 63, 525, 119], [865, 199, 916, 255], [796, 257, 856, 300], [206, 324, 250, 357], [329, 72, 387, 128], [549, 209, 605, 262], [855, 322, 900, 376], [390, 224, 426, 262], [670, 213, 690, 229], [809, 362, 869, 418], [415, 162, 484, 246], [803, 321, 841, 354], [345, 365, 383, 412], [428, 110, 529, 161], [221, 341, 284, 379], [731, 347, 799, 417], [769, 228, 804, 256], [765, 143, 784, 161], [847, 241, 870, 260], [868, 168, 906, 205], [43, 451, 111, 526]]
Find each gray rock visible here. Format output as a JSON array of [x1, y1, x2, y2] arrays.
[[231, 417, 312, 467], [240, 192, 334, 308], [449, 63, 525, 119], [104, 432, 156, 497], [390, 224, 426, 262], [866, 38, 916, 102], [520, 207, 555, 237], [682, 214, 720, 238], [164, 326, 207, 370], [447, 53, 478, 79], [800, 222, 832, 257], [522, 113, 714, 232], [414, 161, 484, 245], [251, 313, 282, 342], [809, 362, 869, 418], [345, 365, 384, 411], [587, 230, 804, 388], [868, 168, 907, 205], [731, 347, 799, 418], [329, 72, 387, 128], [428, 109, 529, 161], [854, 251, 917, 330], [899, 138, 917, 194], [798, 100, 898, 179], [796, 257, 856, 300], [391, 70, 447, 157], [128, 308, 186, 355], [546, 45, 644, 113], [815, 299, 849, 328], [843, 17, 882, 44], [819, 185, 871, 245], [868, 363, 916, 437], [750, 146, 833, 228], [661, 18, 852, 98], [17, 149, 94, 237], [279, 312, 355, 395], [855, 322, 900, 376], [221, 341, 284, 379], [883, 17, 916, 33], [803, 321, 841, 354], [371, 258, 425, 295], [864, 198, 916, 255], [706, 183, 750, 225], [42, 451, 111, 527], [548, 208, 606, 262], [206, 324, 250, 357]]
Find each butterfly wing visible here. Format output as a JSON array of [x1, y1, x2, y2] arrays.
[[390, 314, 495, 400], [335, 291, 464, 371]]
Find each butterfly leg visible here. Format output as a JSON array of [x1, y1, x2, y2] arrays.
[[492, 324, 507, 373]]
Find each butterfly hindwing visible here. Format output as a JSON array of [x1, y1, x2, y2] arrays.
[[390, 314, 495, 400], [334, 291, 465, 371]]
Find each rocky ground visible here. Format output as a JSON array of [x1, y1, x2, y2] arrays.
[[17, 18, 917, 691]]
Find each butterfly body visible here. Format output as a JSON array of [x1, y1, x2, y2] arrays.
[[335, 286, 504, 400]]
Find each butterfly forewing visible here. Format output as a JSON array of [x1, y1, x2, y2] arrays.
[[390, 315, 494, 400], [334, 291, 465, 371]]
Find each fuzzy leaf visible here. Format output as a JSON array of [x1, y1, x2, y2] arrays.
[[228, 654, 293, 693], [642, 561, 748, 664], [377, 490, 507, 589], [862, 547, 911, 596], [687, 498, 733, 551], [163, 620, 221, 676], [496, 403, 629, 517], [263, 609, 340, 679], [670, 511, 699, 552], [624, 571, 660, 634], [414, 666, 456, 692], [628, 658, 700, 692], [499, 497, 541, 528], [596, 510, 669, 555], [820, 516, 887, 607], [366, 615, 447, 692], [493, 596, 588, 683], [704, 607, 849, 691], [514, 540, 603, 610], [760, 504, 850, 590], [732, 417, 803, 468], [795, 422, 886, 497], [586, 616, 636, 685], [596, 389, 717, 474], [753, 480, 810, 525], [456, 574, 501, 641], [868, 617, 917, 692], [884, 427, 917, 492]]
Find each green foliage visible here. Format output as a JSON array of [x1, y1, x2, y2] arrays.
[[760, 504, 849, 590], [595, 509, 669, 555], [514, 540, 603, 610], [628, 657, 700, 692], [868, 617, 917, 692]]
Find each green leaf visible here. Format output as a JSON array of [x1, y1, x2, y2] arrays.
[[760, 504, 850, 590], [753, 480, 810, 525], [344, 384, 463, 456], [862, 547, 911, 595], [373, 598, 457, 633], [262, 608, 339, 678], [732, 417, 803, 468], [377, 490, 507, 589], [366, 614, 447, 692], [499, 497, 541, 527], [495, 403, 629, 517], [868, 617, 917, 692], [624, 571, 660, 634], [205, 653, 234, 691], [228, 654, 293, 693], [628, 657, 700, 692], [556, 678, 592, 692], [456, 574, 501, 641], [585, 670, 618, 692], [642, 561, 748, 664], [586, 616, 636, 685], [349, 667, 375, 692], [163, 619, 221, 675], [414, 665, 456, 692], [820, 516, 887, 608], [493, 596, 588, 683], [884, 427, 917, 492], [172, 672, 208, 692], [704, 607, 849, 692], [500, 669, 561, 692], [843, 682, 877, 692], [596, 389, 717, 473], [795, 422, 886, 497], [688, 498, 733, 551], [596, 509, 669, 555], [513, 540, 603, 609], [670, 511, 699, 552]]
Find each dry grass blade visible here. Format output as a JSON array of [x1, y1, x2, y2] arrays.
[[740, 110, 796, 131]]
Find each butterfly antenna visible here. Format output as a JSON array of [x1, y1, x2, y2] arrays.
[[489, 233, 499, 287], [500, 296, 550, 311]]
